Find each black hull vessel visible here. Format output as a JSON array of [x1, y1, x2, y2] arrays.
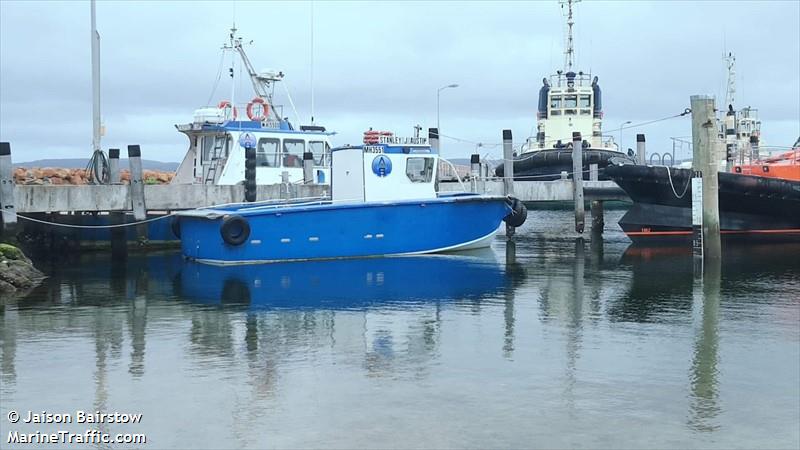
[[605, 164, 800, 243], [495, 148, 635, 181]]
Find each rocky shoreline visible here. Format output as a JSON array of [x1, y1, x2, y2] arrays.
[[0, 243, 45, 297], [13, 167, 175, 185]]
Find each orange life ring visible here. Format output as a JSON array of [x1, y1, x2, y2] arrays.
[[246, 97, 270, 121], [217, 101, 238, 120]]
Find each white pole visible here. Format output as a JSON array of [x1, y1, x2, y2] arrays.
[[618, 120, 630, 152], [436, 84, 458, 151], [90, 0, 101, 152]]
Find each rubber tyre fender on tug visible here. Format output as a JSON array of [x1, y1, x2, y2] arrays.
[[503, 197, 528, 228], [220, 215, 251, 246]]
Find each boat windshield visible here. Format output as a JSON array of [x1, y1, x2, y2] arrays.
[[257, 138, 280, 167], [309, 141, 329, 165], [283, 139, 305, 168], [406, 157, 435, 183]]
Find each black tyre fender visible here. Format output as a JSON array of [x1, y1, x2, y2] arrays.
[[220, 215, 250, 246], [503, 197, 528, 228]]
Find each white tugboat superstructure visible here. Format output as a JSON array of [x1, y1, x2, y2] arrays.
[[496, 0, 635, 181]]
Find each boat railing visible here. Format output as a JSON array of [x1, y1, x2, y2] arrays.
[[548, 72, 593, 88]]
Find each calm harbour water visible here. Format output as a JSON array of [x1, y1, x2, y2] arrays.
[[1, 210, 798, 449]]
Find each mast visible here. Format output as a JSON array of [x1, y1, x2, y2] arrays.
[[229, 24, 236, 119], [561, 0, 581, 72], [724, 52, 736, 109], [90, 0, 101, 152], [223, 27, 283, 119]]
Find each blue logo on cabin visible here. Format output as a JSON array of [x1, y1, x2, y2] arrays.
[[372, 155, 392, 177], [238, 132, 257, 148]]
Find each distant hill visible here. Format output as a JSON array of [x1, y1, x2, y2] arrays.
[[13, 158, 179, 171]]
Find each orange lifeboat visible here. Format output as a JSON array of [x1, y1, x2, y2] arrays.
[[732, 147, 800, 181]]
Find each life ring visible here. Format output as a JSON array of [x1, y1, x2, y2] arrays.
[[217, 100, 238, 120], [220, 215, 250, 246], [246, 97, 270, 121]]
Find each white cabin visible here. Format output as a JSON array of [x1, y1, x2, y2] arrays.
[[332, 136, 437, 203]]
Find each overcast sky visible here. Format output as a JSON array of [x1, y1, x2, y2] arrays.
[[1, 0, 798, 163]]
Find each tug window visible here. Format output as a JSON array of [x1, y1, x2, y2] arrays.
[[282, 139, 305, 168], [309, 141, 329, 165], [256, 138, 279, 167], [406, 157, 435, 183], [564, 95, 578, 108], [550, 96, 562, 109], [579, 95, 591, 108]]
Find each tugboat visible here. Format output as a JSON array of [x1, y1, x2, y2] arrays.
[[495, 0, 635, 181], [606, 153, 800, 243], [172, 27, 335, 186], [607, 54, 800, 243], [176, 133, 527, 264]]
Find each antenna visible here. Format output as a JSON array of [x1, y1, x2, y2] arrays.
[[310, 1, 315, 124], [228, 23, 237, 120], [560, 0, 581, 71], [724, 52, 736, 109]]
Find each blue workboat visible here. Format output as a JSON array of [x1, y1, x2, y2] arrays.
[[176, 135, 527, 264]]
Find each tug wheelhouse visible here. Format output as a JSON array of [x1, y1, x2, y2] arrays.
[[532, 71, 607, 151]]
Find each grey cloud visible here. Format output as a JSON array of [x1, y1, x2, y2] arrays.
[[1, 1, 797, 163]]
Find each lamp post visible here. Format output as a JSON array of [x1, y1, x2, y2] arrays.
[[437, 84, 459, 140], [618, 120, 632, 150]]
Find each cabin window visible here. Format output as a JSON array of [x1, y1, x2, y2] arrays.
[[309, 141, 329, 165], [579, 95, 591, 108], [406, 157, 435, 183], [550, 96, 562, 109], [580, 109, 592, 115], [551, 110, 562, 116], [256, 138, 279, 167], [282, 139, 305, 168], [564, 95, 578, 108]]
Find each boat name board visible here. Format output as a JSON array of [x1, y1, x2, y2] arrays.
[[378, 136, 428, 145], [364, 146, 384, 153]]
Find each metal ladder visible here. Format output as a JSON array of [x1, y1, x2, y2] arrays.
[[204, 137, 226, 184]]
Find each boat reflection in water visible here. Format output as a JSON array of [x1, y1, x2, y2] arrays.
[[177, 249, 509, 309]]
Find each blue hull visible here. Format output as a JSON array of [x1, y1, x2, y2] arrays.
[[178, 194, 511, 264]]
